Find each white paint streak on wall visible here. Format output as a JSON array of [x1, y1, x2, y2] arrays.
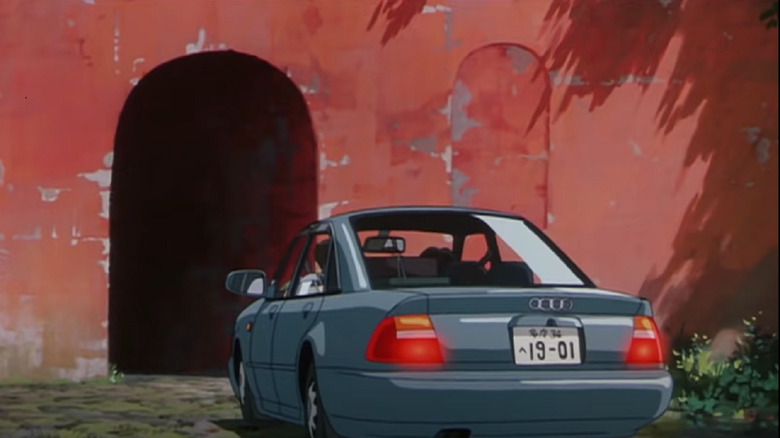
[[0, 158, 5, 186], [78, 169, 111, 188], [549, 70, 588, 87], [113, 12, 120, 64], [131, 57, 145, 73], [37, 186, 71, 202], [129, 58, 145, 86], [439, 145, 452, 174], [185, 27, 227, 55], [423, 4, 452, 13], [52, 227, 58, 239], [81, 237, 110, 255], [438, 95, 452, 124], [319, 153, 350, 171], [12, 227, 42, 241], [81, 237, 110, 274], [424, 145, 452, 174], [83, 0, 95, 4], [318, 200, 350, 220], [78, 153, 113, 220], [186, 28, 207, 54], [629, 141, 643, 156]]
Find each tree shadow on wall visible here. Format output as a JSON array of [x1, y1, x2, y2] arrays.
[[366, 0, 779, 338], [367, 0, 428, 46], [541, 0, 779, 338]]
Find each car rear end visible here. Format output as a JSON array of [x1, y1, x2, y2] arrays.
[[318, 288, 672, 438]]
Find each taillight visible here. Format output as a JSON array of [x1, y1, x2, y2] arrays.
[[366, 314, 445, 365], [626, 316, 664, 365]]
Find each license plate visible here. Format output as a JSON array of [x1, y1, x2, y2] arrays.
[[512, 326, 582, 365]]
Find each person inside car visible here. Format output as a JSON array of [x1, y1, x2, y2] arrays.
[[294, 239, 331, 297]]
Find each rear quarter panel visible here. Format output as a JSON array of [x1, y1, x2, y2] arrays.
[[309, 290, 425, 371]]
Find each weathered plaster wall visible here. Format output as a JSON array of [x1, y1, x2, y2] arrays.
[[0, 0, 776, 379]]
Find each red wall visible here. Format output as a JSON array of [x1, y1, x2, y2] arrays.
[[0, 0, 776, 379]]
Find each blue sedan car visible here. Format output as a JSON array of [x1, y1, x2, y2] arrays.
[[225, 206, 672, 438]]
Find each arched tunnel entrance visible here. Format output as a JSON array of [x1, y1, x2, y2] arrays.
[[108, 51, 318, 375]]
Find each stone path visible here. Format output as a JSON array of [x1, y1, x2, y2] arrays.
[[0, 375, 770, 437], [0, 376, 300, 437]]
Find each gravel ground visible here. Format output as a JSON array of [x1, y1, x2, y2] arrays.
[[0, 375, 770, 438]]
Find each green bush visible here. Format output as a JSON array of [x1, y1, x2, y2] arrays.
[[672, 313, 778, 431]]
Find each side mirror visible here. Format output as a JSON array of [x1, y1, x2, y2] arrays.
[[225, 269, 267, 297]]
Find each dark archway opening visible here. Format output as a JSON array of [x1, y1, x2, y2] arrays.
[[109, 51, 317, 375]]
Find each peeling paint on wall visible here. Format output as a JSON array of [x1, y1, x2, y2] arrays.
[[423, 4, 452, 14], [77, 153, 113, 219], [37, 186, 70, 202], [113, 12, 120, 64], [0, 158, 5, 186], [319, 200, 350, 219], [549, 70, 588, 87], [408, 136, 438, 153], [185, 28, 227, 55], [450, 80, 482, 141], [506, 46, 535, 74], [442, 7, 459, 50], [451, 168, 478, 206], [743, 126, 773, 163], [129, 57, 145, 86], [12, 227, 42, 241], [319, 152, 350, 170], [601, 75, 665, 86]]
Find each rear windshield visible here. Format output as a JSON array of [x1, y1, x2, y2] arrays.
[[351, 212, 590, 289]]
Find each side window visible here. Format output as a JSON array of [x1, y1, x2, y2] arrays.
[[293, 231, 338, 297], [273, 235, 308, 298], [462, 233, 490, 264]]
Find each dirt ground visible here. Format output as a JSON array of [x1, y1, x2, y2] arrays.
[[0, 375, 768, 438]]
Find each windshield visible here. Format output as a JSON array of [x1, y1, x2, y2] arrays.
[[351, 211, 590, 289]]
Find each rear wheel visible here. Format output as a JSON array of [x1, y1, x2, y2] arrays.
[[304, 365, 340, 438]]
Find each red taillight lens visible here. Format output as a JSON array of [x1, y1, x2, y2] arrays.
[[366, 315, 445, 365], [627, 316, 664, 365]]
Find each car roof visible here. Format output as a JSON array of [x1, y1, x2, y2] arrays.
[[328, 205, 527, 222]]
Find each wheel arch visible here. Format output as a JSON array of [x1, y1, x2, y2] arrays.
[[297, 340, 315, 402]]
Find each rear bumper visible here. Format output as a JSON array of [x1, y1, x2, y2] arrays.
[[317, 368, 673, 438]]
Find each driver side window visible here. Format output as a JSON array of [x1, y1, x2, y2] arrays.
[[293, 231, 337, 297], [273, 235, 307, 298]]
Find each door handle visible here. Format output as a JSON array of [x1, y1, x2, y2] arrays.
[[302, 302, 315, 319], [268, 305, 279, 319]]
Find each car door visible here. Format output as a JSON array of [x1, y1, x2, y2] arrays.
[[272, 225, 337, 420], [249, 233, 308, 415]]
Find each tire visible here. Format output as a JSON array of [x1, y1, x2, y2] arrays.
[[237, 360, 265, 424], [304, 365, 341, 438]]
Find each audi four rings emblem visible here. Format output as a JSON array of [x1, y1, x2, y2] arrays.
[[528, 297, 574, 312]]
